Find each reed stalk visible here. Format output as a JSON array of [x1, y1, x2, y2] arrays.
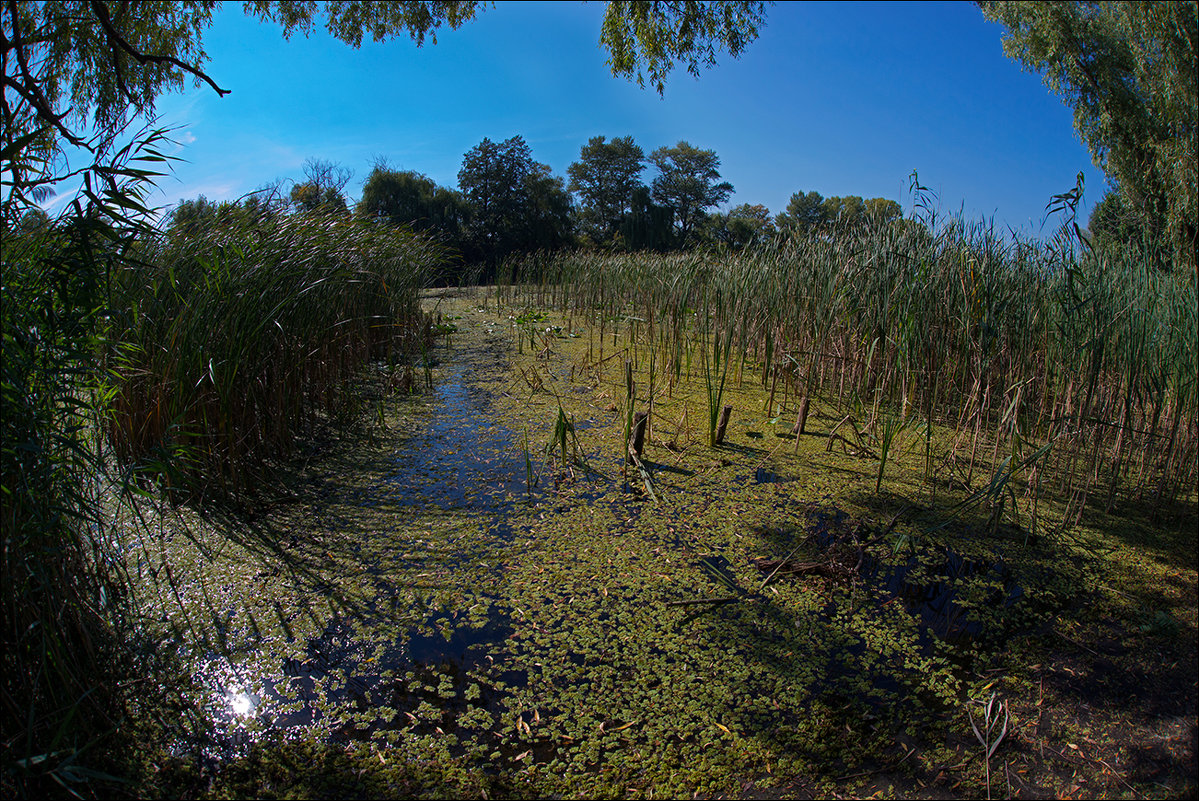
[[500, 208, 1196, 528]]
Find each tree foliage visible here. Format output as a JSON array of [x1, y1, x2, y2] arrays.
[[979, 0, 1198, 270], [864, 196, 903, 225], [649, 140, 734, 247], [1087, 186, 1149, 253], [3, 0, 768, 215], [618, 185, 674, 251], [0, 1, 484, 218], [567, 135, 646, 245], [524, 161, 576, 253], [458, 135, 534, 263], [774, 190, 825, 235], [600, 0, 768, 94], [457, 135, 573, 268], [775, 190, 902, 237], [709, 202, 775, 250], [290, 157, 353, 214], [359, 164, 467, 237], [1, 1, 220, 158], [243, 0, 483, 47]]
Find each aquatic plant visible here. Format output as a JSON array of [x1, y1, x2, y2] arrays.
[[967, 690, 1009, 800], [702, 289, 735, 448], [541, 401, 589, 481], [2, 129, 172, 796], [871, 401, 926, 493], [107, 208, 442, 497], [502, 206, 1196, 535]]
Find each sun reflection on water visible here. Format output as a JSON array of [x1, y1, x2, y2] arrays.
[[226, 688, 259, 717]]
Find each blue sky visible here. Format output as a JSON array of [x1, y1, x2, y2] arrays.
[[86, 0, 1107, 235]]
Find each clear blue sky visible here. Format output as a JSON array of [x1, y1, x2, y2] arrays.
[[99, 0, 1107, 235]]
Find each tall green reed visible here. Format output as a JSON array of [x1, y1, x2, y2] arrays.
[[2, 130, 171, 796], [2, 121, 445, 794], [501, 208, 1197, 530], [107, 208, 442, 498], [702, 287, 735, 447]]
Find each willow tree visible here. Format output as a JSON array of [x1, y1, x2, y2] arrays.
[[979, 1, 1198, 271], [3, 0, 767, 214]]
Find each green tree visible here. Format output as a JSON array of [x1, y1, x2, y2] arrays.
[[649, 141, 734, 247], [456, 136, 575, 268], [525, 162, 576, 252], [1087, 187, 1148, 252], [3, 1, 768, 218], [776, 191, 902, 238], [821, 195, 867, 227], [618, 185, 674, 251], [710, 202, 775, 250], [775, 190, 827, 236], [979, 1, 1198, 270], [601, 0, 768, 94], [2, 1, 221, 188], [864, 197, 903, 225], [168, 193, 220, 235], [458, 135, 534, 265], [167, 189, 285, 237], [358, 165, 468, 240], [290, 158, 352, 214], [567, 135, 646, 245]]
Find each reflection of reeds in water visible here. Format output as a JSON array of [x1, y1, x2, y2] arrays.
[[503, 215, 1197, 528], [523, 428, 536, 498]]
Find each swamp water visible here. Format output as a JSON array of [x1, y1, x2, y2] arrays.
[[130, 291, 1089, 796]]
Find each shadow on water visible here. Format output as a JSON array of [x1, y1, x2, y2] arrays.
[[751, 502, 1052, 649], [753, 466, 785, 485], [595, 500, 1098, 783], [173, 334, 544, 761], [196, 599, 520, 759], [671, 501, 1086, 728]]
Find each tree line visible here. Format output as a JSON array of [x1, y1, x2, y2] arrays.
[[168, 134, 908, 281]]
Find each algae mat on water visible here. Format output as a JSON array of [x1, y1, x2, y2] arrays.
[[128, 287, 1195, 799]]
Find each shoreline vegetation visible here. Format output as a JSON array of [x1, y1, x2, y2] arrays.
[[3, 4, 1195, 798], [8, 201, 1194, 797]]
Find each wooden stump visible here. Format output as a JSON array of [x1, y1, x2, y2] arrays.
[[629, 410, 648, 462], [714, 404, 733, 445], [792, 397, 810, 435]]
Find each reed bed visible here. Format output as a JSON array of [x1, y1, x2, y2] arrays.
[[3, 183, 443, 791], [504, 219, 1197, 531], [3, 210, 137, 796], [106, 209, 444, 496]]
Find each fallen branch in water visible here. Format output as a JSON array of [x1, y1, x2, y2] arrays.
[[664, 595, 743, 607]]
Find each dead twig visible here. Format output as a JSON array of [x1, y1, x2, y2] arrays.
[[664, 596, 743, 607]]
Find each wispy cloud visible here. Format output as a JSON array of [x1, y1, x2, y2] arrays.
[[162, 129, 198, 155], [151, 179, 239, 207]]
